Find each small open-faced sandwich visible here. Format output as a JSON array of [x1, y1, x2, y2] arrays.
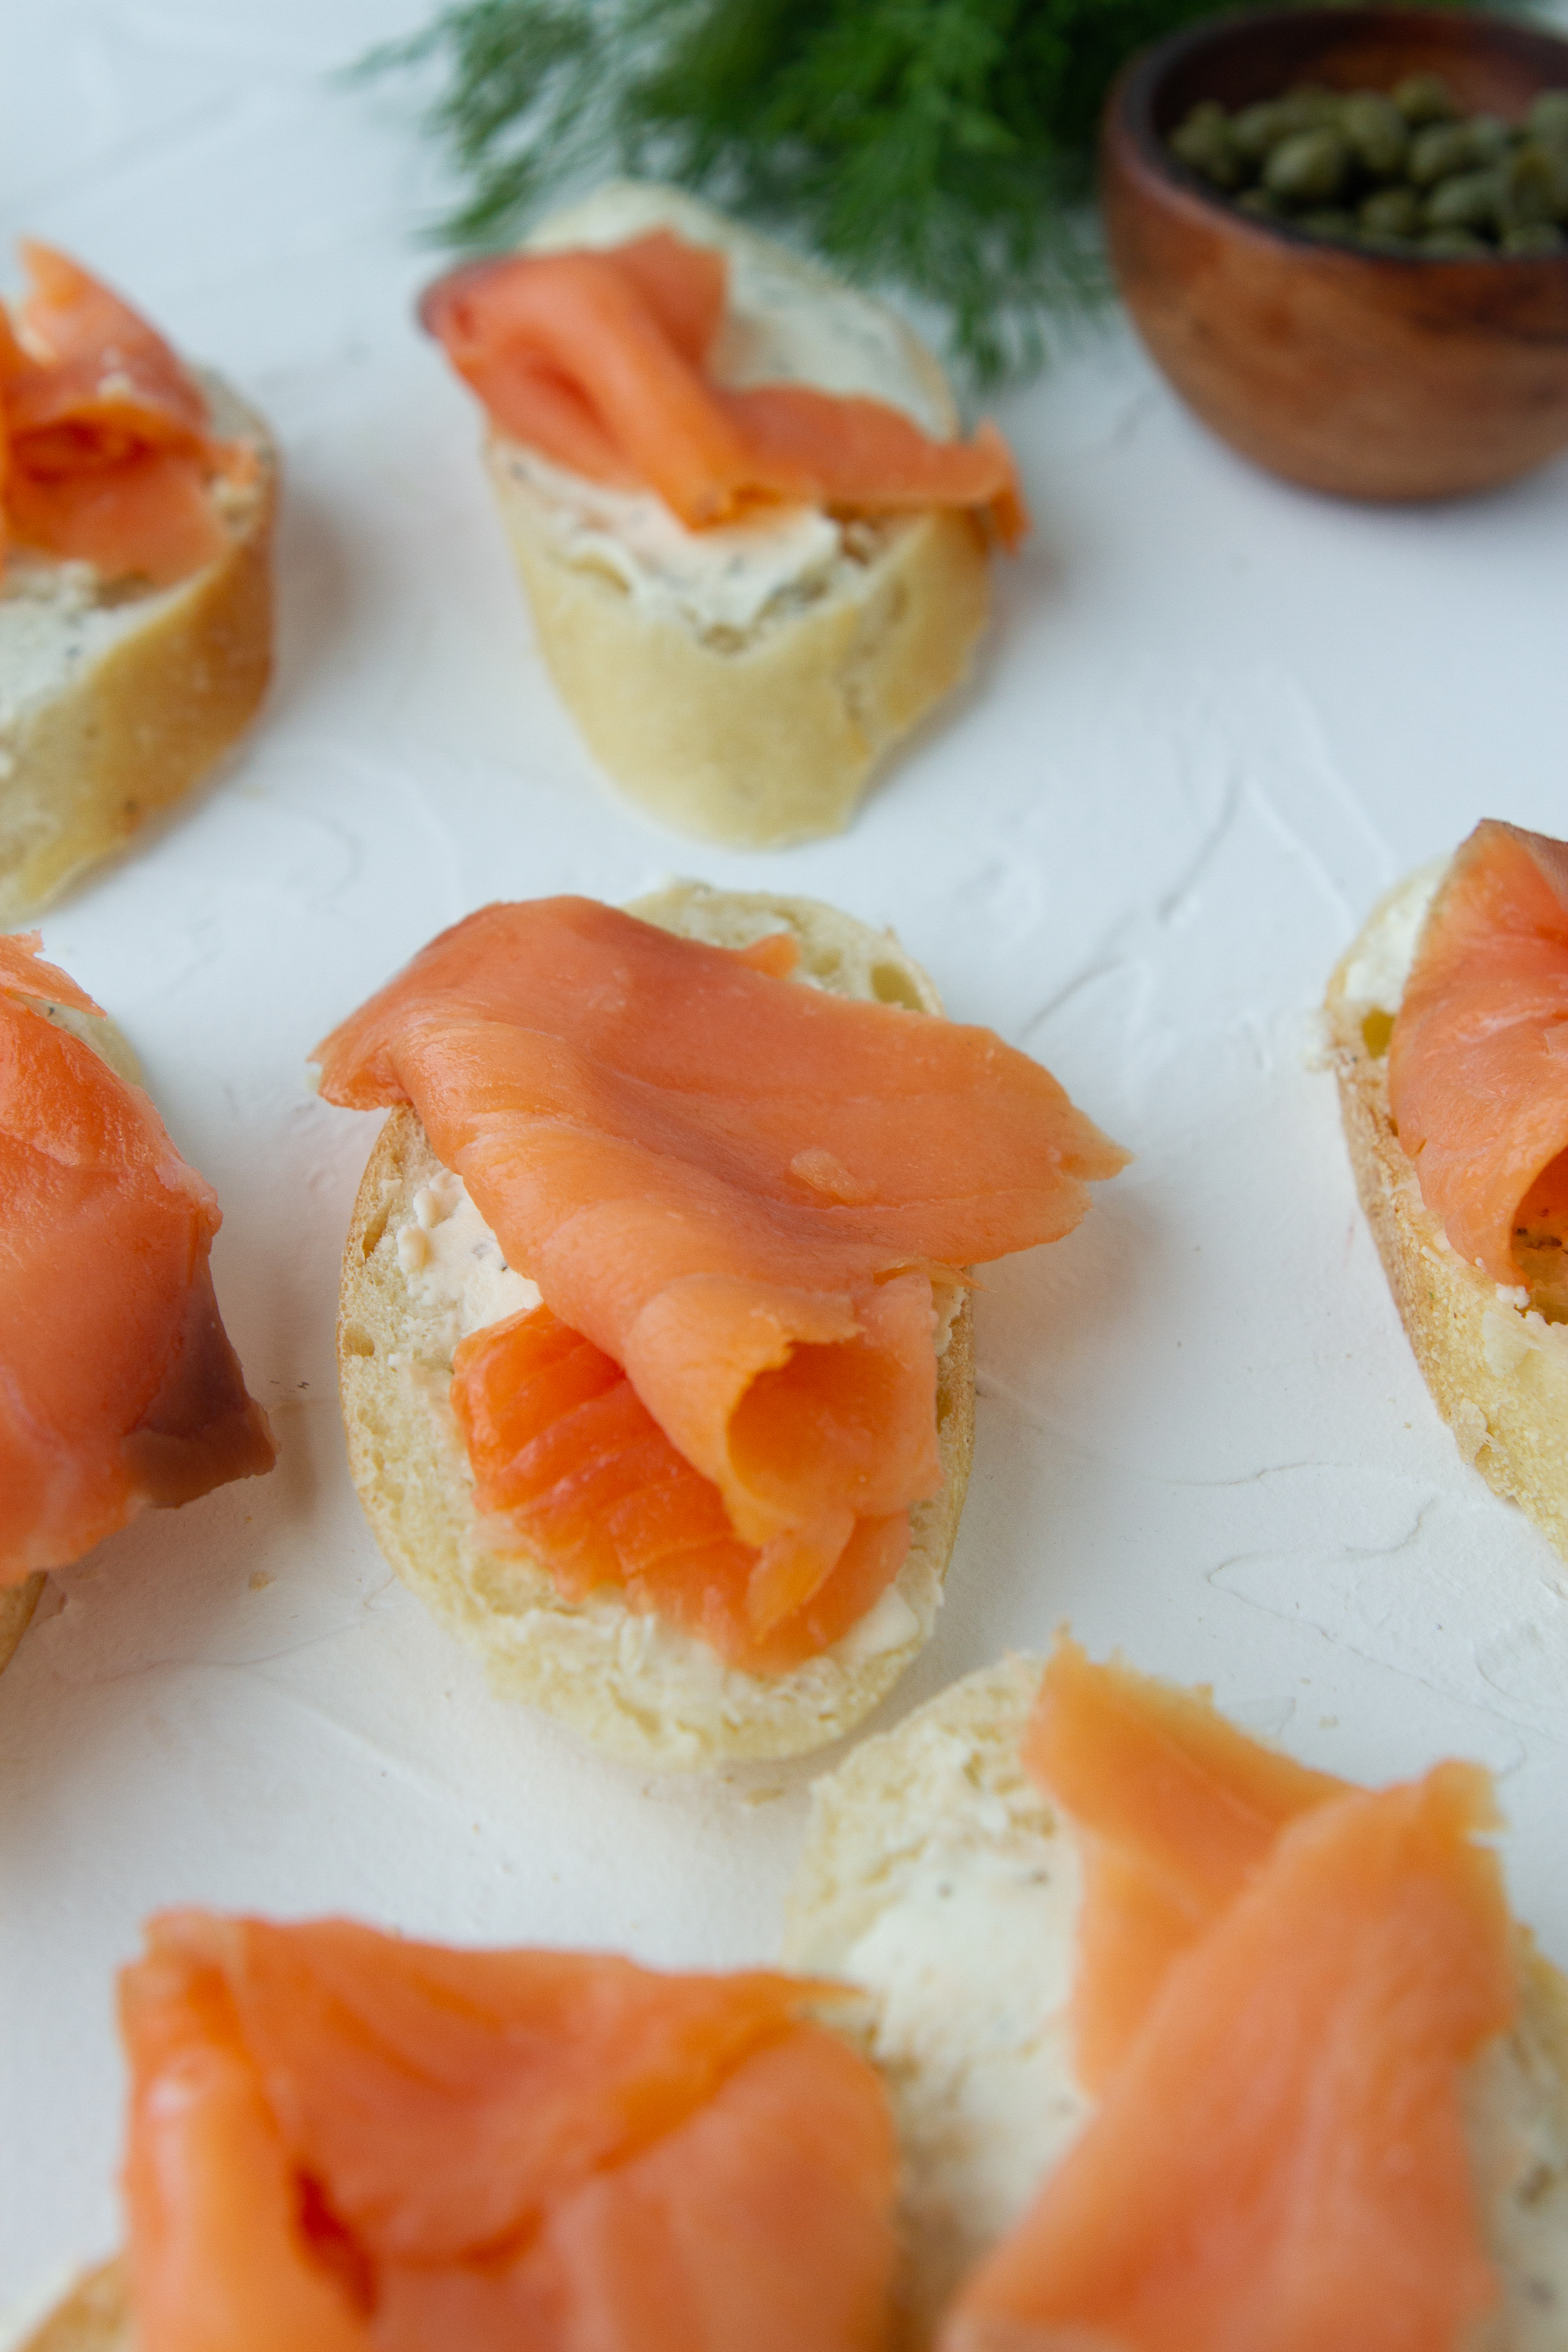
[[419, 184, 1025, 848], [314, 883, 1126, 1767], [1326, 820, 1568, 1564], [787, 1641, 1568, 2349], [0, 243, 276, 920], [16, 1909, 898, 2352], [0, 933, 275, 1672], [22, 1647, 1567, 2352]]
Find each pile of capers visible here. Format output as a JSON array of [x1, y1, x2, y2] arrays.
[[1168, 74, 1568, 256]]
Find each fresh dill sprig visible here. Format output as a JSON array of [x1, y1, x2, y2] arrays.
[[348, 0, 1483, 382]]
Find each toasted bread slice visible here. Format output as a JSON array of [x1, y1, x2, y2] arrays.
[[477, 183, 991, 850], [1325, 864, 1568, 1564], [335, 883, 975, 1769], [0, 377, 276, 922], [785, 1656, 1568, 2350]]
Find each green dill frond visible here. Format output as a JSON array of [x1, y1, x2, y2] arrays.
[[347, 0, 1519, 382]]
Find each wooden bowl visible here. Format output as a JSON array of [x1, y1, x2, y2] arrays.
[[1102, 7, 1568, 500]]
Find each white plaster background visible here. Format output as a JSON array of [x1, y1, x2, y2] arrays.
[[2, 0, 1567, 2299]]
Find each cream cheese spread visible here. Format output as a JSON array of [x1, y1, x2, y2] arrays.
[[1339, 856, 1449, 1012], [499, 181, 951, 639], [789, 1684, 1091, 2323], [393, 1168, 540, 1353], [0, 557, 184, 748]]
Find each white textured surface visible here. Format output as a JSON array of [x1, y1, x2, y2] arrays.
[[4, 0, 1568, 2296]]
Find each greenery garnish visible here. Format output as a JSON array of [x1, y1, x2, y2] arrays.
[[351, 0, 1250, 382]]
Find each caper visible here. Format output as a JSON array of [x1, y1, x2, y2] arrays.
[[1172, 106, 1247, 190], [1420, 227, 1489, 255], [1394, 72, 1459, 127], [1467, 113, 1512, 162], [1283, 82, 1342, 125], [1526, 89, 1568, 144], [1232, 101, 1292, 162], [1424, 167, 1504, 233], [1501, 220, 1568, 255], [1360, 184, 1424, 237], [1296, 206, 1357, 237], [1236, 187, 1282, 219], [1409, 122, 1484, 185], [1498, 144, 1560, 230], [1339, 91, 1410, 177], [1510, 140, 1568, 223], [1264, 126, 1351, 203]]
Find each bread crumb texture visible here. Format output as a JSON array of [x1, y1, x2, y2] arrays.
[[336, 883, 976, 1768]]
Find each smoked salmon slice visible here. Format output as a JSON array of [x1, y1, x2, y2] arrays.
[[121, 1911, 897, 2352], [1, 242, 238, 583], [314, 899, 1126, 1668], [1022, 1640, 1347, 2089], [1388, 819, 1568, 1303], [0, 934, 274, 1583], [420, 232, 1028, 548], [943, 1647, 1515, 2352]]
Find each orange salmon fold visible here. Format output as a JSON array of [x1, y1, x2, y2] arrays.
[[943, 1646, 1515, 2352], [1022, 1639, 1347, 2090], [1388, 818, 1568, 1287], [121, 1911, 898, 2352], [0, 934, 274, 1583], [1, 242, 238, 583], [314, 900, 1126, 1668], [421, 231, 1028, 548]]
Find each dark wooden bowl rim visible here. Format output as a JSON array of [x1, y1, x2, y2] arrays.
[[1112, 4, 1568, 270]]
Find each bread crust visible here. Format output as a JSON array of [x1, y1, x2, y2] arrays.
[[335, 884, 977, 1769], [0, 1573, 42, 1676], [0, 380, 277, 922], [489, 461, 990, 849], [1325, 887, 1568, 1567], [788, 1657, 1568, 2350], [10, 2259, 129, 2352]]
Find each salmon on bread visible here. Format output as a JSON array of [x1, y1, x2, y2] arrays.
[[787, 1646, 1568, 2348], [1326, 821, 1568, 1566], [0, 932, 274, 1605], [316, 894, 1125, 1686], [946, 1649, 1516, 2352], [421, 231, 1025, 547]]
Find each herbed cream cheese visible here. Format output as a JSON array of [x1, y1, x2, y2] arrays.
[[793, 1693, 1092, 2323], [0, 557, 181, 745], [393, 1167, 540, 1352], [500, 181, 952, 640]]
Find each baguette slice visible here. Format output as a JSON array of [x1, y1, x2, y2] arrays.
[[336, 882, 975, 1769], [1326, 864, 1568, 1563], [0, 377, 276, 923], [784, 1656, 1568, 2351], [479, 183, 991, 849]]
